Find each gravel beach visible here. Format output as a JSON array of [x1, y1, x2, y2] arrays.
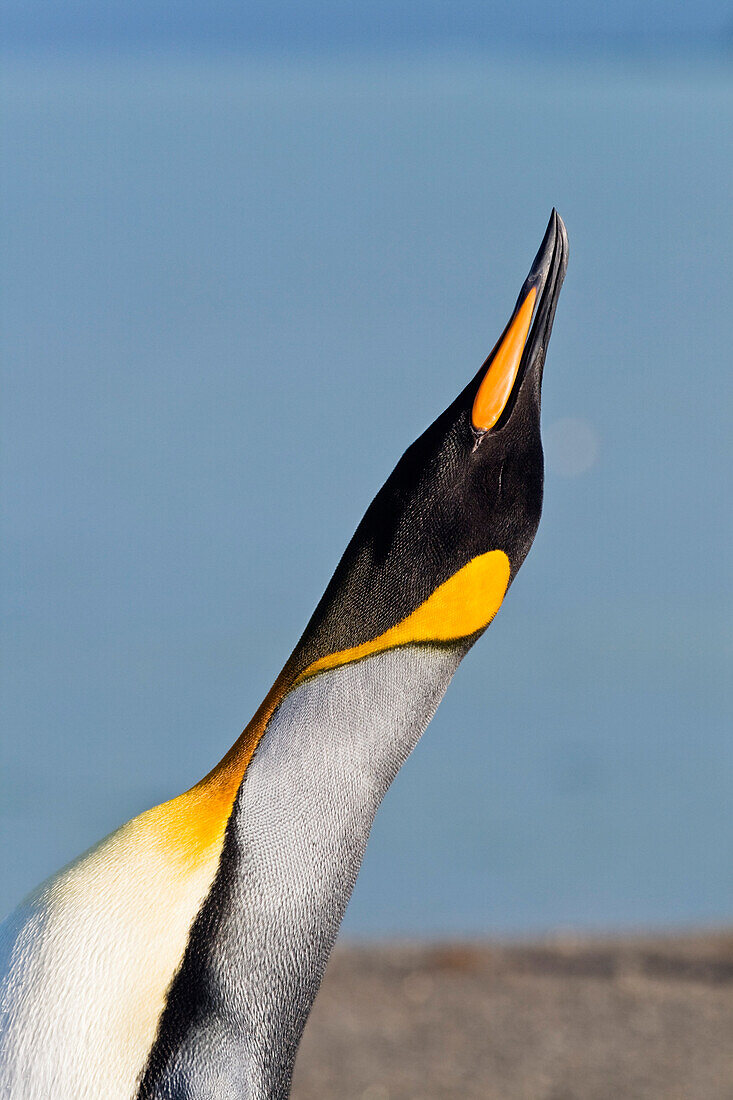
[[292, 933, 733, 1099]]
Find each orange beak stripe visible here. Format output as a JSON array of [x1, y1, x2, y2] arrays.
[[472, 285, 537, 432]]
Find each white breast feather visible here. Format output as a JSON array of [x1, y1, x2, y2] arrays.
[[0, 812, 219, 1100]]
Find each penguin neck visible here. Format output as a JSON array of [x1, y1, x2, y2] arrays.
[[143, 642, 463, 1098]]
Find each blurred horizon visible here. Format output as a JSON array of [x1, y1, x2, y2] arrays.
[[3, 0, 733, 54], [2, 14, 732, 935]]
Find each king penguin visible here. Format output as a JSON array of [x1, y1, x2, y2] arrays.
[[0, 211, 568, 1099]]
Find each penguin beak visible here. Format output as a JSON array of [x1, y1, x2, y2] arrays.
[[472, 209, 568, 433]]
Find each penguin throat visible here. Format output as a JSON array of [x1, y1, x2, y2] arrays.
[[136, 645, 463, 1096]]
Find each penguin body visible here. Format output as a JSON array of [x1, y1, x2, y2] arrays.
[[0, 212, 568, 1098]]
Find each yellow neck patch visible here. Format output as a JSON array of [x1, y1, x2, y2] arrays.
[[293, 548, 511, 686], [155, 548, 511, 861]]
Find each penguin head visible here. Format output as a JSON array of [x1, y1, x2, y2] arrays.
[[396, 207, 569, 577], [293, 211, 568, 676]]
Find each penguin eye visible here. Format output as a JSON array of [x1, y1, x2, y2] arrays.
[[471, 286, 536, 433]]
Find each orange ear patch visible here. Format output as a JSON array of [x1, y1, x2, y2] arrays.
[[472, 287, 536, 432], [292, 549, 511, 686]]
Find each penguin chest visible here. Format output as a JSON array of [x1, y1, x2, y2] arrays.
[[0, 814, 221, 1100]]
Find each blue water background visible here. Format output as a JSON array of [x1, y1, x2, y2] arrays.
[[2, 51, 731, 934]]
